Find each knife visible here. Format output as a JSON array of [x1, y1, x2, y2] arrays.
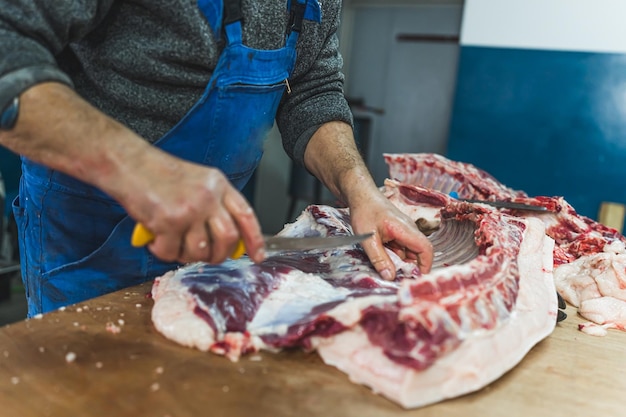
[[448, 192, 549, 212], [460, 199, 549, 212], [130, 223, 373, 259]]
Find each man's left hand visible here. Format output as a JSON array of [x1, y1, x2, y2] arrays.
[[349, 191, 433, 281]]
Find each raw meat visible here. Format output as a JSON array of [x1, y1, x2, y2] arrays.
[[384, 152, 527, 200], [385, 153, 626, 334], [554, 240, 626, 335], [152, 180, 557, 408]]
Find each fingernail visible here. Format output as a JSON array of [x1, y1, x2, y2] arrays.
[[255, 248, 266, 262], [380, 268, 393, 281]]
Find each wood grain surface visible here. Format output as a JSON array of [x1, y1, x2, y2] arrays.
[[0, 281, 624, 417]]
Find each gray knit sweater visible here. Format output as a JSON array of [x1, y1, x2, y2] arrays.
[[0, 0, 353, 165]]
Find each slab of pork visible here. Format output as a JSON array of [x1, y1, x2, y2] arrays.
[[152, 181, 557, 408]]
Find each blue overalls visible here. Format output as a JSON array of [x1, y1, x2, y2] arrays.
[[12, 0, 321, 316]]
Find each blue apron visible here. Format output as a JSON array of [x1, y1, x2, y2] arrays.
[[12, 0, 321, 316]]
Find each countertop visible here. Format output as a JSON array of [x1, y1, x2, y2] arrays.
[[1, 281, 624, 417]]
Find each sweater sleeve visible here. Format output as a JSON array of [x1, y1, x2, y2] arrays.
[[0, 1, 115, 112], [276, 0, 354, 167]]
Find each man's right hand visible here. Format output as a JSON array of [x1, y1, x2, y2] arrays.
[[0, 82, 266, 265], [122, 153, 267, 265]]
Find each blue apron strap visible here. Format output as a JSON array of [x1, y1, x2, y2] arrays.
[[223, 0, 242, 25], [223, 0, 243, 45], [287, 0, 306, 35], [199, 0, 321, 41], [288, 0, 322, 23], [285, 0, 311, 48]]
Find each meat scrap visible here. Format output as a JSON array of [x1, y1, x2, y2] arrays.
[[385, 153, 626, 335], [152, 182, 557, 408], [554, 241, 626, 335]]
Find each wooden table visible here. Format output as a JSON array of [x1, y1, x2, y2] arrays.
[[1, 282, 624, 417]]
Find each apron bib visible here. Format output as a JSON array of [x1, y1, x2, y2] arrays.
[[12, 0, 320, 316]]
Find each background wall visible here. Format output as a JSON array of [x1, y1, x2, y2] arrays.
[[344, 4, 463, 184], [447, 0, 626, 219], [253, 126, 293, 233], [256, 1, 464, 233]]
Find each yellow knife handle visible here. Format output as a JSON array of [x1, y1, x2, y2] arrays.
[[131, 223, 155, 247], [231, 240, 246, 259], [131, 223, 247, 259]]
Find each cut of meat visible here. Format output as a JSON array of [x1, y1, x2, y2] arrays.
[[384, 153, 626, 263], [384, 152, 626, 335], [152, 205, 403, 361], [316, 217, 554, 407], [554, 240, 626, 335], [384, 153, 527, 200], [313, 182, 556, 408], [152, 179, 557, 408]]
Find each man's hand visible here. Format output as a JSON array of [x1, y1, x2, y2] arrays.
[[122, 153, 267, 265], [349, 191, 433, 280], [303, 121, 433, 280], [0, 82, 266, 265]]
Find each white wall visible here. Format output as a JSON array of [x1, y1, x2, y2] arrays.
[[461, 0, 626, 53]]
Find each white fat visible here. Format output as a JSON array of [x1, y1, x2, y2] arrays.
[[248, 271, 351, 335], [579, 296, 626, 327], [555, 249, 626, 330], [579, 323, 610, 337], [323, 295, 397, 327], [604, 239, 626, 254], [151, 269, 216, 352], [554, 261, 602, 307]]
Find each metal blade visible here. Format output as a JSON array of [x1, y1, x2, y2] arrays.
[[264, 233, 373, 252]]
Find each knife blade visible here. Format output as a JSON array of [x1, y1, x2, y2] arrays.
[[131, 223, 373, 259], [448, 192, 549, 212], [263, 234, 373, 251]]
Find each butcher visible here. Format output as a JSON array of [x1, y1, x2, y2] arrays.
[[0, 0, 433, 317]]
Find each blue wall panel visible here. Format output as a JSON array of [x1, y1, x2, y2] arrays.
[[447, 46, 626, 219]]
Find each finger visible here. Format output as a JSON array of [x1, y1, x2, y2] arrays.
[[395, 226, 434, 274], [386, 241, 407, 261], [223, 188, 265, 263], [206, 210, 239, 264], [148, 230, 185, 263], [180, 222, 211, 263], [411, 235, 433, 274], [361, 232, 396, 281], [405, 250, 419, 262]]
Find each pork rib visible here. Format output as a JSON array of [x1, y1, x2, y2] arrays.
[[384, 152, 626, 334], [384, 152, 527, 200]]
